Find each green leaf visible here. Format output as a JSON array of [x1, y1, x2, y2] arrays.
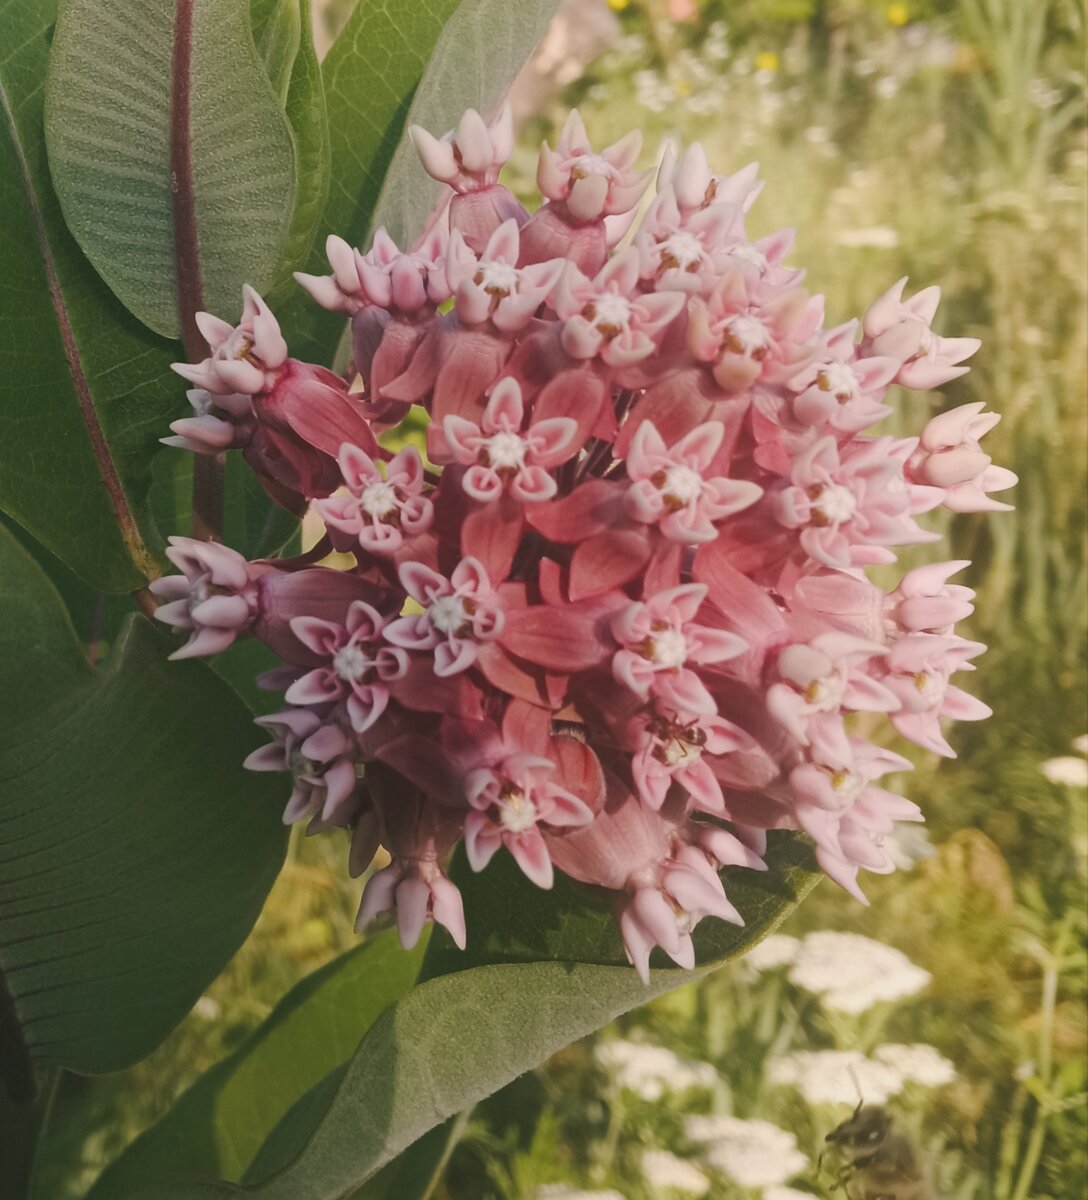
[[251, 0, 301, 104], [281, 0, 561, 364], [133, 837, 818, 1199], [44, 0, 299, 340], [256, 0, 331, 305], [0, 524, 287, 1102], [86, 931, 428, 1200], [0, 0, 184, 592]]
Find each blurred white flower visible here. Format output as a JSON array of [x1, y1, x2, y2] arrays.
[[1041, 757, 1088, 787], [745, 933, 802, 972], [1073, 735, 1088, 754], [687, 1115, 808, 1186], [595, 1039, 716, 1102], [769, 1049, 903, 1105], [874, 1043, 956, 1087], [788, 931, 931, 1013], [833, 226, 900, 249], [641, 1149, 710, 1196], [193, 995, 221, 1020]]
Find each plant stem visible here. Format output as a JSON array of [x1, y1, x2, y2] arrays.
[[191, 452, 226, 543], [1009, 935, 1062, 1200]]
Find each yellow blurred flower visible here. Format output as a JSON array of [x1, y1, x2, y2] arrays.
[[673, 77, 693, 96], [755, 51, 780, 73], [886, 2, 909, 25], [607, 0, 630, 10]]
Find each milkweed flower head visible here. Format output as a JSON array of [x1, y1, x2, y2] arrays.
[[156, 106, 1012, 980]]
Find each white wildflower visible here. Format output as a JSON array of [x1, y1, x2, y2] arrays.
[[769, 1049, 903, 1105], [788, 931, 931, 1013], [745, 933, 801, 972], [595, 1039, 715, 1102], [833, 226, 900, 249], [875, 1043, 956, 1088], [1072, 734, 1088, 755], [687, 1115, 808, 1187], [641, 1149, 710, 1196], [1041, 757, 1088, 788]]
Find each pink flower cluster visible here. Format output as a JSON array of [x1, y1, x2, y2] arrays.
[[156, 107, 1014, 980]]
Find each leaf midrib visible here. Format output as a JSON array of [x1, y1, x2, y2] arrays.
[[0, 48, 158, 583]]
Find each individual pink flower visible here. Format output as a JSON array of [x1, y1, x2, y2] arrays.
[[658, 143, 763, 217], [171, 287, 379, 500], [411, 103, 515, 192], [773, 436, 940, 569], [384, 557, 503, 676], [908, 402, 1018, 512], [687, 269, 824, 394], [766, 633, 900, 744], [634, 187, 741, 294], [623, 421, 763, 543], [357, 857, 467, 950], [162, 388, 253, 456], [149, 537, 261, 659], [629, 707, 752, 814], [462, 752, 593, 888], [283, 601, 408, 732], [611, 584, 747, 714], [620, 852, 743, 982], [243, 708, 358, 826], [172, 285, 287, 396], [863, 277, 981, 389], [446, 220, 563, 332], [430, 377, 578, 503], [885, 561, 975, 635], [535, 110, 650, 222], [789, 716, 913, 815], [314, 444, 433, 555], [552, 250, 685, 368], [882, 635, 991, 756], [788, 321, 900, 433]]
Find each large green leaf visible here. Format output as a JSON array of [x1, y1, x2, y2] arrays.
[[44, 0, 300, 341], [281, 0, 561, 364], [0, 525, 287, 1102], [86, 931, 427, 1200], [0, 0, 184, 592], [132, 837, 818, 1199]]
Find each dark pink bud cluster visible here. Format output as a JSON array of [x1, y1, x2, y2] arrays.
[[157, 109, 1015, 980]]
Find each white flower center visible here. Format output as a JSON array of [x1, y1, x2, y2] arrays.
[[429, 595, 470, 635], [662, 736, 701, 768], [829, 767, 864, 805], [660, 231, 704, 271], [662, 465, 703, 506], [570, 152, 613, 179], [724, 315, 771, 355], [498, 787, 537, 832], [477, 261, 519, 294], [483, 430, 527, 470], [592, 292, 632, 331], [817, 362, 858, 400], [651, 627, 688, 668], [812, 483, 857, 525], [333, 644, 370, 681], [360, 480, 398, 518], [804, 673, 844, 709], [727, 242, 768, 271]]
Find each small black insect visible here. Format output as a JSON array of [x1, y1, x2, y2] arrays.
[[821, 1101, 934, 1200]]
